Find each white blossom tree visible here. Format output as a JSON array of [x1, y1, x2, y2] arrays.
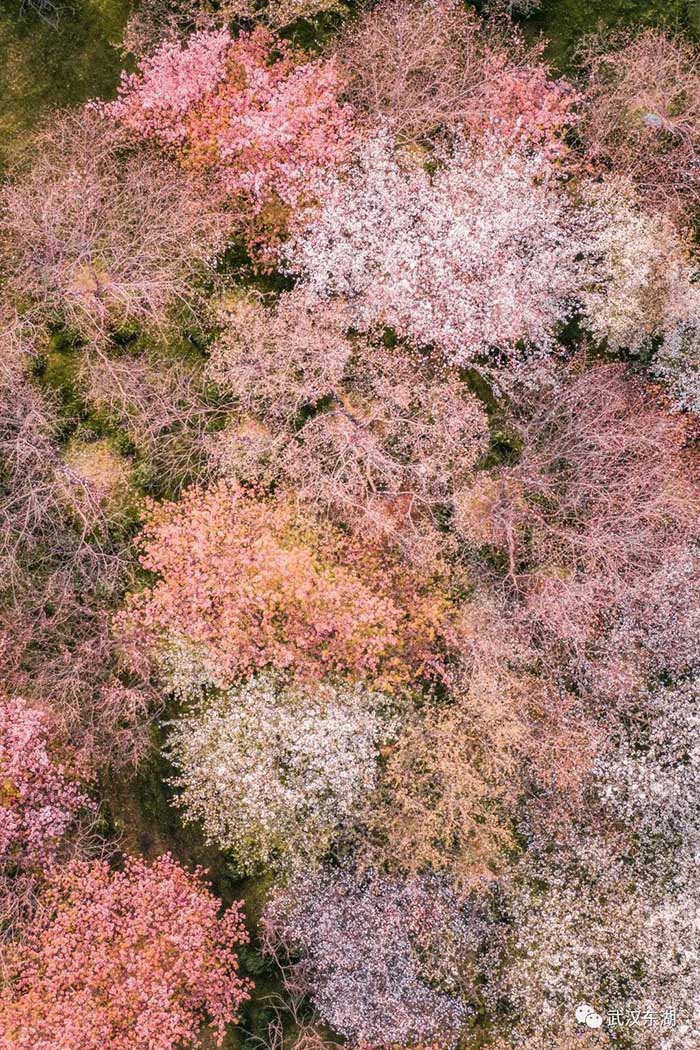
[[283, 135, 590, 368], [582, 181, 700, 354], [262, 868, 481, 1048], [165, 675, 396, 873]]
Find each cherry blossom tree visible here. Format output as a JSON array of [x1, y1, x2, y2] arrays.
[[364, 671, 526, 890], [0, 695, 92, 945], [336, 0, 576, 153], [583, 180, 700, 354], [0, 697, 88, 874], [121, 0, 347, 56], [592, 679, 700, 856], [493, 840, 653, 1048], [118, 481, 454, 694], [495, 813, 700, 1049], [0, 854, 251, 1050], [651, 324, 700, 414], [165, 674, 396, 872], [0, 109, 224, 341], [454, 363, 698, 651], [104, 28, 354, 219], [283, 135, 590, 366], [262, 869, 481, 1048]]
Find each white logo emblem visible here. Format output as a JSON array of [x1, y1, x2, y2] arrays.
[[575, 1003, 603, 1028]]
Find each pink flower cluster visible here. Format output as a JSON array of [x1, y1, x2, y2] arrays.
[[0, 854, 251, 1050], [0, 697, 88, 871], [106, 29, 231, 146], [117, 482, 450, 692], [476, 53, 580, 163], [105, 27, 355, 209]]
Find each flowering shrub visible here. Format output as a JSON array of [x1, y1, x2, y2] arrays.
[[165, 674, 396, 872], [0, 696, 88, 873], [0, 854, 251, 1050], [118, 481, 453, 693], [105, 28, 354, 213], [262, 870, 481, 1048], [284, 136, 589, 364], [208, 288, 489, 538]]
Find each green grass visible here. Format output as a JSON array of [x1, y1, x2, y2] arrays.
[[0, 0, 131, 167], [525, 0, 698, 70]]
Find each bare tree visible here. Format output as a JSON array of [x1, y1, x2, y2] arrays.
[[17, 0, 64, 25], [0, 108, 225, 343], [77, 345, 231, 497], [580, 28, 700, 213], [0, 379, 159, 769], [455, 362, 699, 652], [335, 0, 569, 145]]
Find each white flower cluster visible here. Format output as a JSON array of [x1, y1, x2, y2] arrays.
[[284, 135, 590, 366], [641, 852, 700, 1050], [582, 186, 700, 355], [263, 869, 481, 1047], [159, 636, 222, 700], [164, 675, 396, 872], [652, 325, 700, 413], [594, 680, 700, 850], [500, 674, 700, 1049], [498, 839, 648, 1045]]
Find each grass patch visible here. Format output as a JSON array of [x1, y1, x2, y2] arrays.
[[0, 0, 131, 167], [525, 0, 696, 71]]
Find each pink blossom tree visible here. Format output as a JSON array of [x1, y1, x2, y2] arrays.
[[103, 28, 355, 230], [117, 481, 454, 695], [0, 694, 92, 945], [0, 696, 89, 874], [0, 854, 251, 1050]]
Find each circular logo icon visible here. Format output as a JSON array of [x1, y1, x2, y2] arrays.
[[575, 1003, 603, 1028]]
